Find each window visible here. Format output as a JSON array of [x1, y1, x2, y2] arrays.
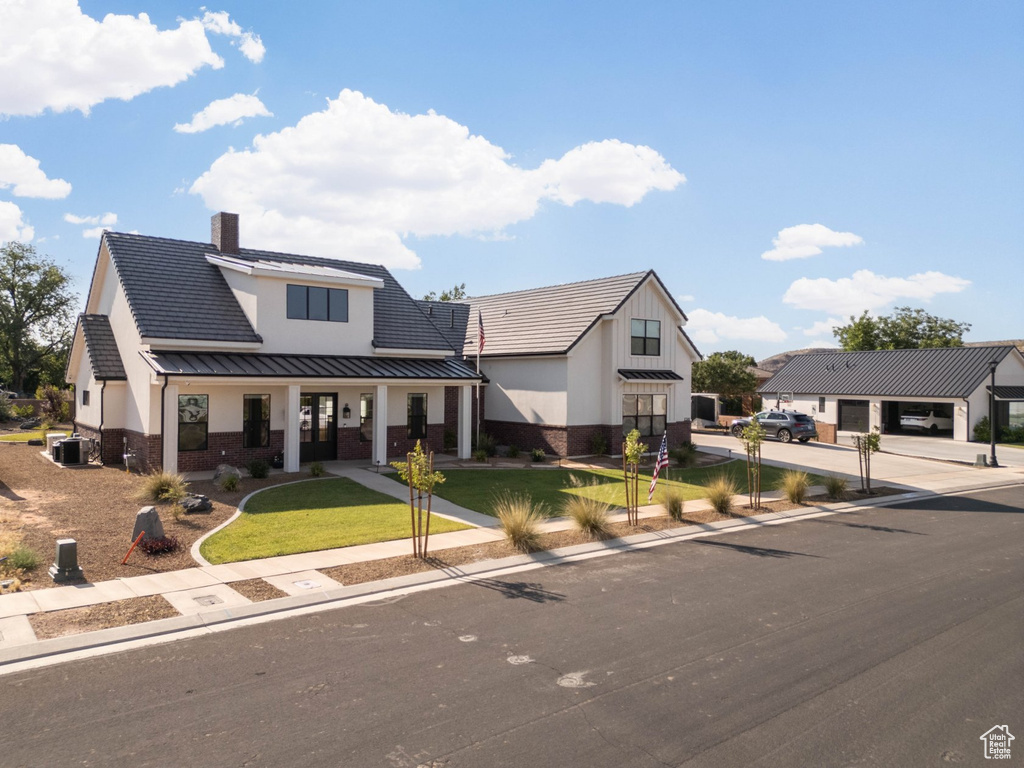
[[178, 394, 209, 451], [630, 319, 661, 356], [286, 284, 349, 322], [818, 397, 826, 413], [407, 393, 427, 440], [622, 394, 667, 437], [360, 393, 373, 442], [82, 389, 90, 406], [243, 394, 270, 448]]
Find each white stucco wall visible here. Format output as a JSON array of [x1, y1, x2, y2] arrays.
[[483, 357, 568, 425], [965, 352, 1024, 440]]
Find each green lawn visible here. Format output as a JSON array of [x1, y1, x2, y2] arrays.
[[0, 429, 50, 442], [390, 461, 823, 517], [200, 477, 471, 564]]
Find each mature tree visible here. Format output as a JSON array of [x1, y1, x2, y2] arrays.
[[691, 350, 758, 397], [834, 307, 970, 351], [0, 242, 77, 394], [422, 282, 467, 302]]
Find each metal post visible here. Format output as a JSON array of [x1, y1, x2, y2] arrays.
[[989, 361, 999, 468]]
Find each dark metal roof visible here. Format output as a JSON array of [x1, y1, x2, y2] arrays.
[[759, 346, 1017, 398], [618, 369, 684, 381], [143, 351, 482, 381], [79, 314, 126, 380], [990, 385, 1024, 400], [103, 231, 455, 350]]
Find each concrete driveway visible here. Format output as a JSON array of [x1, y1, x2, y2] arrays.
[[873, 433, 1024, 467]]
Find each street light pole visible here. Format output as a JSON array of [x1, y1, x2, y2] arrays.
[[989, 360, 999, 468]]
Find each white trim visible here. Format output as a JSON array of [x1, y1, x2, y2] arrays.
[[206, 253, 384, 288], [142, 338, 263, 351], [372, 347, 454, 357], [147, 375, 479, 387]]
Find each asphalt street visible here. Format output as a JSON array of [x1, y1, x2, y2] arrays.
[[2, 486, 1021, 767]]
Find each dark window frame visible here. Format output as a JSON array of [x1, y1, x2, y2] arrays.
[[621, 393, 667, 437], [407, 393, 427, 440], [630, 318, 661, 356], [286, 284, 349, 323], [82, 389, 90, 406], [243, 394, 271, 449], [360, 393, 373, 442], [178, 394, 209, 452]]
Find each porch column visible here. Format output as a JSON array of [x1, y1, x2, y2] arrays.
[[284, 384, 301, 473], [162, 382, 178, 475], [458, 384, 472, 459], [373, 384, 388, 466]]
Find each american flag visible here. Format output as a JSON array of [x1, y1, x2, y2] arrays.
[[478, 310, 485, 353], [648, 431, 669, 502]]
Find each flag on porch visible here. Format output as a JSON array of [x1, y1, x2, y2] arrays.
[[648, 431, 669, 502], [478, 310, 486, 353]]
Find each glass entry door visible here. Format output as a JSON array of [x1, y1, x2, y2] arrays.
[[299, 393, 337, 462]]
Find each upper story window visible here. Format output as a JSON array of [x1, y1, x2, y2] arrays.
[[631, 319, 661, 356], [287, 285, 349, 322]]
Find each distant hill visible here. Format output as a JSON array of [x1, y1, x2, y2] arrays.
[[964, 339, 1024, 355]]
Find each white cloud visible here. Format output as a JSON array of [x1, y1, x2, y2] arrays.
[[174, 93, 272, 133], [783, 269, 971, 314], [64, 211, 116, 237], [201, 11, 265, 63], [678, 294, 695, 303], [189, 89, 684, 268], [0, 144, 72, 198], [761, 223, 863, 261], [0, 2, 263, 117], [802, 317, 844, 337], [0, 201, 34, 242], [685, 308, 787, 345]]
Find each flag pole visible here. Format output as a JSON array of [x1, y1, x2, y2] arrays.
[[476, 310, 483, 447]]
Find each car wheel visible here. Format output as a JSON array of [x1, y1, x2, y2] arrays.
[[731, 424, 744, 437], [929, 424, 938, 434], [798, 437, 810, 443], [778, 429, 792, 443]]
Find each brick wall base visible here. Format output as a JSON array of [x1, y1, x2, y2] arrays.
[[484, 420, 693, 458], [177, 430, 284, 472], [386, 424, 445, 461], [72, 423, 126, 465]]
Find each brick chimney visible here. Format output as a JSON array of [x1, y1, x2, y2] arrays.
[[211, 212, 239, 254]]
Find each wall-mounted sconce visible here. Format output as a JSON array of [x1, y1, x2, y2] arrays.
[[342, 403, 351, 419]]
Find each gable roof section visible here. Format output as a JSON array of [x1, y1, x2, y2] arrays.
[[417, 300, 470, 354], [760, 346, 1017, 398], [103, 232, 453, 351], [78, 314, 126, 380], [461, 271, 680, 357]]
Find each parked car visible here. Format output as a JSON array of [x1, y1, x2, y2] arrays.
[[730, 410, 818, 443], [900, 408, 953, 433]]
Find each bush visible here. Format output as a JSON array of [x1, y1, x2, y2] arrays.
[[824, 473, 848, 500], [309, 461, 325, 478], [3, 545, 40, 573], [530, 448, 546, 463], [973, 416, 991, 443], [138, 535, 180, 555], [219, 473, 240, 492], [247, 459, 270, 479], [12, 404, 35, 419], [473, 448, 489, 462], [0, 394, 13, 422], [493, 492, 546, 552], [443, 428, 457, 452], [506, 444, 520, 458], [1004, 424, 1024, 443], [475, 432, 497, 457], [589, 432, 608, 456], [140, 471, 189, 503], [779, 470, 810, 504], [36, 384, 71, 423], [562, 494, 611, 538], [704, 474, 737, 515], [670, 441, 698, 468], [661, 487, 685, 521]]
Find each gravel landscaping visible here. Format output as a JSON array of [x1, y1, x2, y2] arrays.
[[28, 595, 179, 640]]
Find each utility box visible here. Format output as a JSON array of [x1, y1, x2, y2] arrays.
[[49, 538, 84, 583]]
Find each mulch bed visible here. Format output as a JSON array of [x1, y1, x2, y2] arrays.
[[229, 578, 290, 602], [28, 595, 179, 640]]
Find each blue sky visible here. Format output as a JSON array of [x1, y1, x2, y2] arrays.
[[1, 0, 1021, 360]]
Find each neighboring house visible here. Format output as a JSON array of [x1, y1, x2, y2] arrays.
[[422, 272, 702, 456], [758, 346, 1024, 441], [66, 213, 481, 473]]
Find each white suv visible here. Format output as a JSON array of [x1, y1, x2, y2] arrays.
[[900, 408, 953, 434]]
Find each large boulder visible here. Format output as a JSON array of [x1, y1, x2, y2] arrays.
[[132, 506, 164, 542], [213, 464, 242, 483], [179, 493, 212, 514]]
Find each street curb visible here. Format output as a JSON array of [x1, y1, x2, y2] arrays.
[[3, 478, 1021, 671]]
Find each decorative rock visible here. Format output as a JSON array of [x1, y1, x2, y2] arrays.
[[19, 418, 41, 430], [132, 506, 165, 542], [213, 464, 242, 483], [179, 493, 212, 514]]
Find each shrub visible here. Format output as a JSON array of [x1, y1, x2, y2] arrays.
[[562, 494, 611, 538], [443, 428, 457, 452], [670, 441, 698, 468], [219, 473, 240, 492], [824, 473, 848, 500], [506, 444, 520, 458], [247, 459, 270, 479], [779, 470, 810, 504], [589, 432, 608, 456], [475, 432, 497, 457], [140, 471, 189, 503], [36, 384, 71, 423], [0, 394, 13, 422], [530, 448, 546, 463], [3, 545, 41, 573], [973, 416, 991, 443], [661, 487, 685, 521], [309, 461, 325, 478], [494, 492, 546, 552], [704, 474, 737, 515], [12, 404, 35, 419], [1004, 424, 1024, 443], [138, 535, 180, 555], [473, 448, 489, 462]]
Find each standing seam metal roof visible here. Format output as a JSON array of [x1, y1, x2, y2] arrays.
[[759, 346, 1016, 398]]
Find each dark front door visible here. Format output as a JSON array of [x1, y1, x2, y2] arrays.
[[300, 393, 337, 462]]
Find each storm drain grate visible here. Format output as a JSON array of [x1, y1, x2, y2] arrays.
[[294, 580, 321, 590], [194, 594, 223, 606]]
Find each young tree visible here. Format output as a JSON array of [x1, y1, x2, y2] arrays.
[[622, 428, 647, 525], [834, 307, 970, 351], [740, 416, 767, 510], [691, 350, 758, 397], [0, 242, 77, 394], [391, 440, 446, 558], [422, 283, 467, 302], [853, 429, 881, 493]]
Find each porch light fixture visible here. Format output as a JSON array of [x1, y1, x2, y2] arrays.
[[342, 403, 351, 419], [989, 361, 999, 468]]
